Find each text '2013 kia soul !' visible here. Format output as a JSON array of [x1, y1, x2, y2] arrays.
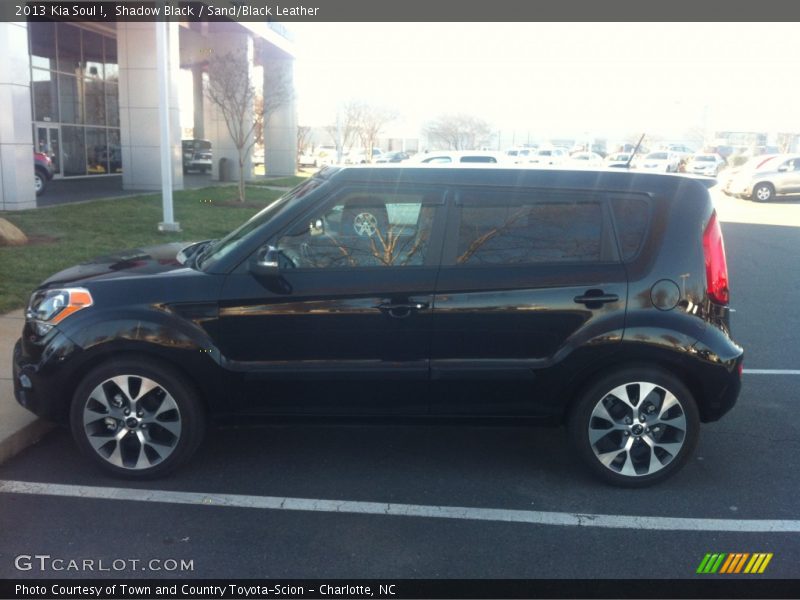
[[13, 167, 743, 486]]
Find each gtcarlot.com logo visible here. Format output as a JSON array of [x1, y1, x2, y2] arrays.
[[696, 552, 773, 574]]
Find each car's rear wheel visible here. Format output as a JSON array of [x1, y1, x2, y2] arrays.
[[34, 169, 47, 196], [568, 367, 699, 487], [752, 182, 774, 202], [70, 359, 205, 479]]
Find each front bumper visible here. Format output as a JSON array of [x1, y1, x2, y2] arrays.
[[13, 330, 81, 423]]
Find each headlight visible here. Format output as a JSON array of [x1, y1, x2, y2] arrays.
[[26, 288, 94, 335]]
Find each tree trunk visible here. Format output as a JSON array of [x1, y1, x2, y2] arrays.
[[238, 155, 246, 203]]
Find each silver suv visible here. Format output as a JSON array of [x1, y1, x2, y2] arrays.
[[729, 154, 800, 202]]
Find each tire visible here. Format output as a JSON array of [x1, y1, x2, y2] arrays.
[[567, 367, 699, 487], [70, 358, 205, 479], [752, 182, 774, 202], [34, 169, 47, 196]]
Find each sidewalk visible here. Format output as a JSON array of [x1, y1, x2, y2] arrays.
[[0, 310, 54, 465]]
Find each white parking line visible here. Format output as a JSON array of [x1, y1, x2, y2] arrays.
[[2, 479, 799, 533], [743, 369, 800, 375]]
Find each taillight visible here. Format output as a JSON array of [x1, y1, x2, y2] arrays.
[[703, 211, 729, 305]]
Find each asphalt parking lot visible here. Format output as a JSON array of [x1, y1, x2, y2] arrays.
[[1, 187, 799, 583]]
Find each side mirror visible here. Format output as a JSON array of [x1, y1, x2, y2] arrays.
[[778, 164, 789, 172], [250, 245, 281, 277]]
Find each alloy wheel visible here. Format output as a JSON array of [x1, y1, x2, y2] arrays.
[[587, 381, 687, 478], [81, 375, 182, 470]]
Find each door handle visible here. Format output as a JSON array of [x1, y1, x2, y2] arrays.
[[376, 302, 429, 318], [573, 290, 619, 309]]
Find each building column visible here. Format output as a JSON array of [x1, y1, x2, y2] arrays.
[[263, 57, 297, 177], [192, 65, 205, 139], [0, 22, 35, 211], [203, 30, 255, 183], [117, 22, 183, 191]]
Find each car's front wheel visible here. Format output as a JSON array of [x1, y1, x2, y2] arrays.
[[70, 359, 205, 478], [568, 367, 699, 487], [752, 182, 774, 202]]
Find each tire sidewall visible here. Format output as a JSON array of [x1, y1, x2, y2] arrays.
[[69, 358, 205, 479], [568, 367, 700, 488]]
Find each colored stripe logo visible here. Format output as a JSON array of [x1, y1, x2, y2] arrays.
[[696, 553, 773, 574]]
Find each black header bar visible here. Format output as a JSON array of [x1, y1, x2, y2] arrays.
[[2, 0, 800, 22], [2, 579, 800, 599]]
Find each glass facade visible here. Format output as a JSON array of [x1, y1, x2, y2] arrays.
[[29, 22, 121, 177]]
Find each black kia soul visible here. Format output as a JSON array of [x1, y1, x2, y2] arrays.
[[13, 167, 743, 486]]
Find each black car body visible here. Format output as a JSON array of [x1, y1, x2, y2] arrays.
[[13, 167, 742, 485]]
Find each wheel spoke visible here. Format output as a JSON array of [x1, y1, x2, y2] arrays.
[[132, 377, 159, 401], [606, 384, 636, 410], [658, 391, 680, 419], [636, 382, 658, 407], [154, 394, 179, 419]]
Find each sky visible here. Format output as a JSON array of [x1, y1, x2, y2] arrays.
[[286, 22, 800, 146]]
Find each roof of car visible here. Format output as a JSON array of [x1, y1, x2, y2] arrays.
[[318, 165, 717, 191]]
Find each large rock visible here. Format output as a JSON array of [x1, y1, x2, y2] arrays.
[[0, 218, 28, 246]]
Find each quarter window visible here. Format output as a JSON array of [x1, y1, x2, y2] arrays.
[[455, 197, 603, 265], [275, 192, 438, 268]]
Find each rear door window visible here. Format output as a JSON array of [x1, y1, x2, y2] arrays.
[[610, 197, 650, 261], [451, 191, 605, 266]]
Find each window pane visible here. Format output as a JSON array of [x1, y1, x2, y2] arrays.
[[103, 36, 118, 83], [29, 22, 57, 70], [611, 198, 649, 261], [86, 128, 108, 175], [105, 83, 119, 127], [277, 193, 436, 268], [32, 68, 59, 122], [85, 77, 105, 125], [457, 200, 603, 265], [56, 23, 82, 75], [62, 125, 86, 176], [82, 30, 104, 80], [107, 129, 122, 173], [58, 74, 82, 124]]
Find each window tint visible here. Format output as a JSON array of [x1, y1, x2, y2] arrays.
[[455, 197, 603, 265], [423, 156, 452, 163], [611, 197, 650, 261], [276, 192, 438, 268]]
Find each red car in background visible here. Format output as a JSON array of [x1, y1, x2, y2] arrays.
[[34, 151, 54, 196]]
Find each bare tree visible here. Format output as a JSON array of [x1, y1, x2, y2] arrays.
[[205, 51, 292, 202], [324, 100, 364, 160], [297, 125, 312, 154], [356, 104, 397, 159], [424, 114, 493, 150]]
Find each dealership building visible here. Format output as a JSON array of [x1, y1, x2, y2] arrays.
[[0, 19, 297, 211]]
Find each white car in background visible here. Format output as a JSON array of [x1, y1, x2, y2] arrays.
[[636, 151, 680, 172], [411, 150, 504, 164], [528, 147, 569, 166], [567, 152, 605, 168], [605, 152, 633, 168], [346, 148, 383, 164], [686, 153, 726, 176]]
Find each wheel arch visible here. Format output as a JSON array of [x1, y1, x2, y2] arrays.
[[557, 352, 709, 426]]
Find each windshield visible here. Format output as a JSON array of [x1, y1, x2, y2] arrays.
[[694, 155, 715, 162], [198, 177, 323, 270], [647, 152, 668, 159]]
